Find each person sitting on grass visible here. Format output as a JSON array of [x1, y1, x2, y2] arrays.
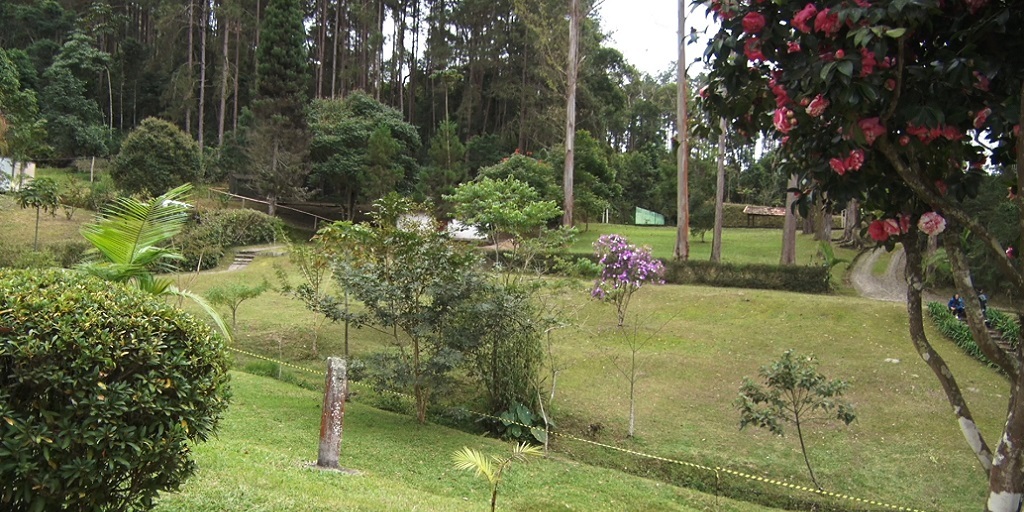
[[948, 293, 966, 320]]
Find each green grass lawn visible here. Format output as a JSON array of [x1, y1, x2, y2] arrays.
[[569, 224, 830, 265], [154, 371, 780, 511], [2, 202, 1001, 510], [176, 252, 1004, 511], [0, 194, 91, 248]]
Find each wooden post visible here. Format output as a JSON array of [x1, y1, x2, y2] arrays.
[[317, 357, 347, 469]]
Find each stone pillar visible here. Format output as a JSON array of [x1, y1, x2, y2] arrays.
[[317, 357, 347, 469]]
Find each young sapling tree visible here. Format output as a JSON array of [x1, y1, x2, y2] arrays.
[[736, 350, 856, 490], [452, 442, 543, 512]]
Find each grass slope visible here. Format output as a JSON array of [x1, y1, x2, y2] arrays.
[[180, 254, 1005, 511], [154, 371, 778, 511]]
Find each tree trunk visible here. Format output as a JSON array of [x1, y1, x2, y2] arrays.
[[233, 20, 240, 130], [561, 0, 579, 228], [841, 198, 859, 245], [711, 117, 726, 263], [218, 2, 229, 147], [902, 233, 994, 473], [198, 0, 208, 149], [331, 0, 340, 98], [316, 357, 348, 469], [780, 173, 798, 265], [673, 0, 689, 261], [186, 0, 194, 135]]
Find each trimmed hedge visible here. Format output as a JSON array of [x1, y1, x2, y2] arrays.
[[0, 269, 231, 511], [925, 301, 995, 368], [480, 250, 832, 294], [718, 203, 841, 230], [174, 208, 283, 271]]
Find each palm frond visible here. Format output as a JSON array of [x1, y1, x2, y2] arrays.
[[81, 184, 193, 270], [508, 442, 544, 462], [452, 447, 495, 481], [169, 286, 232, 343]]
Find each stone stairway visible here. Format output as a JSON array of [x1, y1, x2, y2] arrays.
[[228, 249, 257, 271], [988, 325, 1015, 354]]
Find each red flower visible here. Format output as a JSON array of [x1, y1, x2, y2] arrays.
[[834, 49, 845, 59], [858, 117, 885, 145], [880, 56, 893, 69], [814, 8, 840, 36], [884, 78, 896, 91], [770, 79, 790, 106], [806, 94, 829, 117], [899, 135, 910, 146], [844, 149, 865, 171], [744, 37, 766, 62], [829, 157, 847, 175], [868, 220, 889, 241], [787, 41, 801, 53], [742, 12, 767, 34], [792, 3, 817, 33], [897, 214, 911, 234], [853, 0, 870, 6], [1007, 246, 1017, 259], [942, 125, 963, 141], [935, 180, 948, 196], [773, 107, 794, 134], [974, 107, 991, 129], [859, 47, 876, 76]]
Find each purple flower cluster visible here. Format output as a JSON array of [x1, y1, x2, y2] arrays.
[[591, 234, 665, 326]]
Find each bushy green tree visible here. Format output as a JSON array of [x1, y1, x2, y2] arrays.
[[0, 48, 47, 173], [110, 117, 200, 196], [477, 152, 560, 205], [38, 66, 106, 163], [0, 268, 230, 511], [206, 280, 270, 331], [307, 93, 420, 215], [417, 120, 468, 207]]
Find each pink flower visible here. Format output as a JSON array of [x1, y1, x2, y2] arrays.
[[884, 78, 897, 91], [806, 94, 829, 117], [917, 212, 947, 236], [829, 157, 847, 175], [814, 8, 840, 36], [787, 41, 802, 53], [1008, 246, 1017, 259], [773, 107, 794, 133], [792, 3, 818, 33], [935, 180, 948, 196], [859, 117, 885, 145], [835, 49, 845, 59], [868, 220, 889, 241], [964, 0, 987, 13], [974, 107, 991, 129], [744, 37, 766, 61], [974, 71, 990, 91], [942, 125, 963, 141], [844, 149, 865, 171], [897, 214, 911, 234], [880, 56, 893, 69], [853, 0, 870, 6], [710, 0, 736, 20], [882, 218, 901, 237], [742, 12, 767, 34], [860, 47, 876, 76]]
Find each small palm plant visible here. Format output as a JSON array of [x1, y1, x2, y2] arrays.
[[452, 442, 543, 512], [78, 183, 229, 341]]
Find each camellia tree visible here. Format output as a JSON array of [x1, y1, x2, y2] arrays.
[[701, 0, 1024, 508]]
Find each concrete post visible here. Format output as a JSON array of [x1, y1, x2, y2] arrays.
[[317, 357, 347, 468]]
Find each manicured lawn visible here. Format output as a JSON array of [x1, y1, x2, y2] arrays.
[[179, 253, 1004, 511], [154, 371, 779, 511]]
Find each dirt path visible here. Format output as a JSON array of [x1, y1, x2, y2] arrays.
[[849, 246, 942, 303]]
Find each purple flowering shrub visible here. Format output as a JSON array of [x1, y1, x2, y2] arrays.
[[591, 234, 665, 327]]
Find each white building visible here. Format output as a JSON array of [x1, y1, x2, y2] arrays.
[[0, 157, 36, 192]]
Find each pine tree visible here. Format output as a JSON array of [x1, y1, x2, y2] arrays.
[[248, 0, 309, 215]]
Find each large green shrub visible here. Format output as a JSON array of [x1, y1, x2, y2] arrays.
[[0, 269, 231, 511], [110, 117, 201, 196]]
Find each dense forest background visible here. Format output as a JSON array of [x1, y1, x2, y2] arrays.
[[0, 0, 785, 222]]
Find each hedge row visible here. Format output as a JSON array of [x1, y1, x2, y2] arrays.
[[925, 301, 996, 368], [715, 203, 841, 230], [481, 250, 833, 294], [173, 209, 283, 271]]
